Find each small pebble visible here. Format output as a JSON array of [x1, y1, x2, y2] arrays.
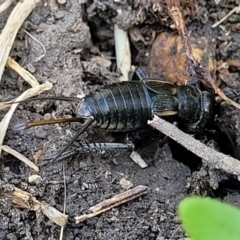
[[120, 178, 133, 190], [28, 175, 43, 185]]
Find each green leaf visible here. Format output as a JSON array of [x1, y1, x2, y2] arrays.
[[178, 196, 240, 240]]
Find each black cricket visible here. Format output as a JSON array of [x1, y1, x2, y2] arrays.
[[15, 79, 219, 161]]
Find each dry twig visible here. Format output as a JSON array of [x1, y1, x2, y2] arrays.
[[226, 59, 240, 68], [148, 116, 240, 178], [75, 185, 148, 223]]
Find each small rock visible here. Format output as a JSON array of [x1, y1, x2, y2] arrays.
[[28, 175, 43, 185], [119, 178, 133, 190]]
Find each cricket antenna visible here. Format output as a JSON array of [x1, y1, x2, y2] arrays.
[[9, 96, 81, 104], [13, 117, 84, 130]]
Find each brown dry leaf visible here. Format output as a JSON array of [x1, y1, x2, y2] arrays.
[[90, 56, 111, 68], [147, 32, 216, 84], [165, 0, 240, 109], [217, 61, 234, 87]]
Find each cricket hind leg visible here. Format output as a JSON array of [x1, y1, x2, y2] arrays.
[[47, 127, 160, 165], [42, 142, 134, 166], [43, 127, 166, 167], [41, 129, 135, 166]]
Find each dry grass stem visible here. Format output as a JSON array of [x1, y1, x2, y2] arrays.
[[75, 185, 148, 223], [1, 145, 39, 171], [59, 164, 67, 240], [6, 57, 39, 87], [0, 81, 52, 155], [148, 116, 240, 178], [2, 187, 68, 226], [212, 5, 240, 28], [0, 1, 51, 171], [0, 0, 41, 83], [22, 30, 46, 63], [0, 0, 13, 13], [114, 24, 131, 81], [0, 57, 52, 110]]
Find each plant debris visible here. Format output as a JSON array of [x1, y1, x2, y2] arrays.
[[75, 185, 148, 223], [1, 186, 68, 227]]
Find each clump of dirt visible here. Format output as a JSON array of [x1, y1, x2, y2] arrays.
[[1, 0, 240, 239]]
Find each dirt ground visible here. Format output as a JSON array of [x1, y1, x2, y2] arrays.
[[1, 0, 240, 239]]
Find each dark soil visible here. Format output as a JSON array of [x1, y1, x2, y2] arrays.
[[1, 0, 240, 239]]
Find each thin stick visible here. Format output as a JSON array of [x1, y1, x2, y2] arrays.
[[148, 116, 240, 178], [0, 0, 41, 83], [75, 185, 148, 223]]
